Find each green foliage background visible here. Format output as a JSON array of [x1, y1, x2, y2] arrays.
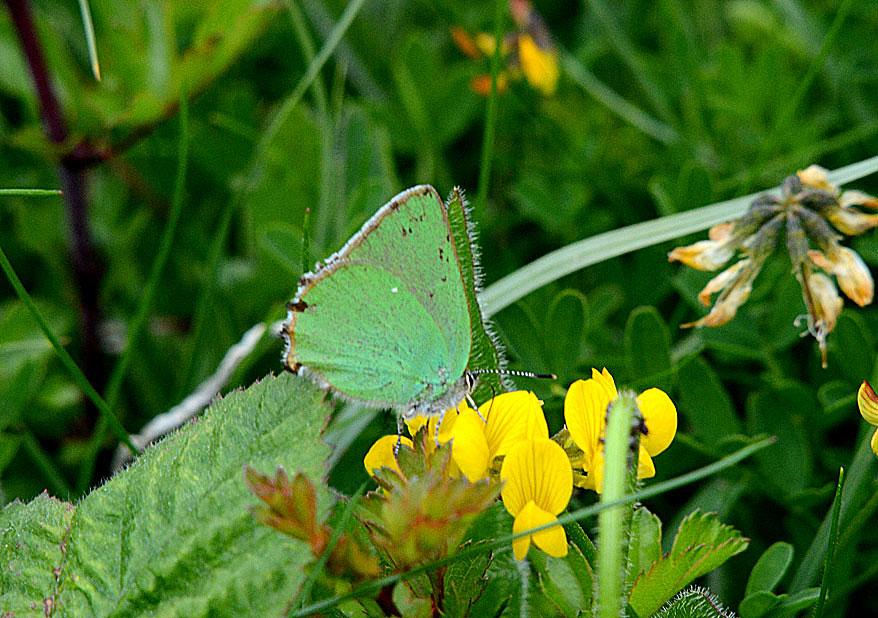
[[1, 0, 877, 615]]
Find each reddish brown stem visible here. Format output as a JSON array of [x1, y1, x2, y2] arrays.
[[5, 0, 107, 425]]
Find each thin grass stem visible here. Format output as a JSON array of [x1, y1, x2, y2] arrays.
[[474, 0, 506, 216]]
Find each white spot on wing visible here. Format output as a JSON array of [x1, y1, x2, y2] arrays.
[[391, 287, 398, 293]]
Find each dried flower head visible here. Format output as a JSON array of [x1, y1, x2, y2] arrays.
[[670, 165, 877, 367]]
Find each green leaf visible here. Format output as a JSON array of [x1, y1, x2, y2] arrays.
[[746, 382, 815, 496], [624, 306, 673, 391], [532, 542, 595, 617], [677, 355, 742, 443], [738, 590, 782, 618], [545, 289, 589, 375], [443, 541, 492, 618], [628, 511, 749, 617], [652, 585, 736, 617], [0, 493, 75, 611], [0, 373, 332, 617], [761, 588, 819, 618], [496, 300, 548, 373], [744, 542, 793, 596], [465, 503, 522, 618], [627, 506, 662, 582], [826, 312, 874, 384]]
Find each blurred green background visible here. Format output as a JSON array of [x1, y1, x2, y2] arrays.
[[1, 0, 877, 614]]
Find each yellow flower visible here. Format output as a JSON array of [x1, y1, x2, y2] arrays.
[[449, 391, 549, 482], [500, 438, 572, 561], [857, 381, 878, 458], [364, 435, 413, 478], [450, 0, 558, 97], [667, 222, 738, 271], [517, 33, 559, 96], [363, 412, 458, 478], [808, 246, 874, 307], [564, 368, 677, 493]]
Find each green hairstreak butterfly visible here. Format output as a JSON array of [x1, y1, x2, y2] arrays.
[[281, 185, 549, 423]]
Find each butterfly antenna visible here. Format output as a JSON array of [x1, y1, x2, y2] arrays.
[[469, 368, 557, 380]]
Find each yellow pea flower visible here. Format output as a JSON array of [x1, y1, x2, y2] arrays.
[[449, 391, 549, 482], [364, 434, 413, 478], [517, 33, 559, 96], [500, 438, 573, 561], [363, 411, 458, 478], [856, 381, 878, 458], [564, 368, 677, 493]]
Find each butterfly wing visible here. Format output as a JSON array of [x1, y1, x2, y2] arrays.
[[283, 186, 472, 411]]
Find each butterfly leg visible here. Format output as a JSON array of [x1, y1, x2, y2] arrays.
[[433, 409, 447, 446], [394, 414, 405, 457], [466, 392, 487, 423]]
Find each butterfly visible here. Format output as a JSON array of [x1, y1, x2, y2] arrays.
[[281, 185, 550, 426]]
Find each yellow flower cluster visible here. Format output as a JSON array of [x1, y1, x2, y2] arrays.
[[365, 368, 678, 561], [451, 0, 559, 97]]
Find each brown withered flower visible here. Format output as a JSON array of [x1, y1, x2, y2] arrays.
[[670, 165, 877, 367]]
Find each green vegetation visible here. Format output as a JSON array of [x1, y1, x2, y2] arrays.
[[1, 0, 876, 616]]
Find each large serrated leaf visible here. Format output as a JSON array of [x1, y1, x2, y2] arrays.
[[443, 541, 492, 618], [0, 373, 332, 617], [628, 511, 749, 617], [0, 493, 75, 615]]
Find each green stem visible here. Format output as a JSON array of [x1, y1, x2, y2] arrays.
[[474, 0, 506, 215], [0, 188, 62, 196], [0, 243, 135, 454], [813, 467, 845, 618], [597, 395, 638, 618], [75, 92, 190, 493]]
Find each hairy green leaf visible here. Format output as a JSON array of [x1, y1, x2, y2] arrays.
[[628, 511, 749, 616], [0, 373, 331, 617]]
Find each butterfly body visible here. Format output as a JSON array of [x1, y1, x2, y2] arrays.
[[282, 185, 482, 419]]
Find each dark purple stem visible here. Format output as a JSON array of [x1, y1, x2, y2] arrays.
[[6, 0, 106, 421]]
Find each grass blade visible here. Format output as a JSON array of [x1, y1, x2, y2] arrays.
[[562, 53, 678, 145], [474, 0, 507, 215], [812, 467, 845, 618], [179, 0, 369, 395], [480, 155, 878, 317], [76, 0, 101, 81], [0, 242, 135, 453], [0, 188, 62, 196]]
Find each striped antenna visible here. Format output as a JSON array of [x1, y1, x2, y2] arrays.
[[469, 368, 557, 380]]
